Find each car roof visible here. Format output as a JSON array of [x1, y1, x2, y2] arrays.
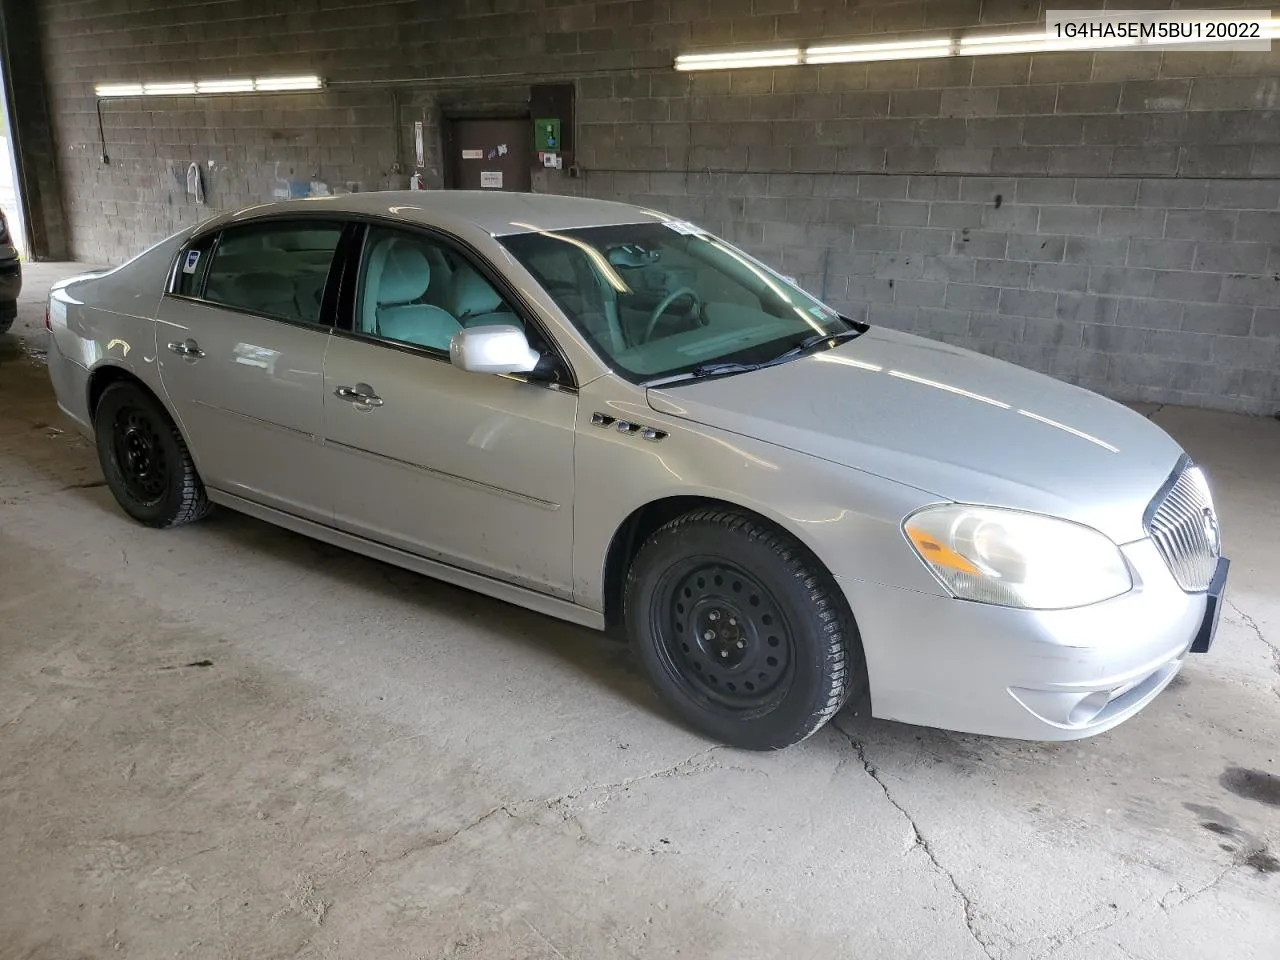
[[218, 190, 671, 237]]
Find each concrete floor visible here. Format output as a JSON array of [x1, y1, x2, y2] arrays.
[[1, 262, 1278, 960]]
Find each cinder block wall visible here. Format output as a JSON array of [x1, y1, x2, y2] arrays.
[[32, 0, 1280, 413]]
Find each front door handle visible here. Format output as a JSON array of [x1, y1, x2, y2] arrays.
[[334, 383, 384, 407], [167, 339, 205, 359]]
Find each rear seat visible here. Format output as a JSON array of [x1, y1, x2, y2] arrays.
[[204, 251, 330, 322]]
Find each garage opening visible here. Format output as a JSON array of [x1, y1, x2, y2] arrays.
[[0, 44, 28, 258]]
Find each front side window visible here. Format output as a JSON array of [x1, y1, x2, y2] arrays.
[[355, 226, 524, 353], [201, 220, 343, 324], [499, 222, 856, 383]]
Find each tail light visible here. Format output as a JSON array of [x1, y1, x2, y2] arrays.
[[0, 212, 8, 244], [45, 303, 52, 330]]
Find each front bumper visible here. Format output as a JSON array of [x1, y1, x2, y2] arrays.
[[839, 539, 1229, 740]]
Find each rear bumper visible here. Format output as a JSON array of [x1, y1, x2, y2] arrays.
[[47, 332, 93, 438], [840, 539, 1228, 741]]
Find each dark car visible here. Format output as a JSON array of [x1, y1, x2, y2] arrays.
[[0, 208, 22, 333]]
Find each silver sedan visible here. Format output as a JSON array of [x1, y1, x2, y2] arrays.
[[44, 192, 1229, 749]]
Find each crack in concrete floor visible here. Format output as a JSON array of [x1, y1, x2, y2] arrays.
[[833, 719, 996, 960], [361, 746, 727, 883], [1022, 858, 1240, 960], [1226, 599, 1280, 690]]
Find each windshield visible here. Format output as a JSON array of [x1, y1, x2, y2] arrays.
[[499, 221, 858, 382]]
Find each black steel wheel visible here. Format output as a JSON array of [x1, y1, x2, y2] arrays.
[[654, 560, 796, 715], [625, 508, 866, 750], [94, 380, 211, 528], [110, 405, 169, 505]]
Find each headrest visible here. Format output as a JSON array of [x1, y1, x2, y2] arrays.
[[376, 242, 432, 306], [448, 265, 504, 319]]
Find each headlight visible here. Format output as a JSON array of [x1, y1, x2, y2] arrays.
[[904, 504, 1132, 610]]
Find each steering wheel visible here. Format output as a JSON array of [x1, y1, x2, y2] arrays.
[[642, 287, 701, 342]]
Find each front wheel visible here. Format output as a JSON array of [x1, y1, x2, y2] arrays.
[[624, 509, 865, 750], [94, 381, 212, 528]]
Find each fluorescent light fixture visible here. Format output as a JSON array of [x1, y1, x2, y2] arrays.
[[97, 75, 324, 98], [956, 31, 1046, 47], [196, 78, 255, 93], [253, 75, 324, 91], [675, 48, 800, 71], [805, 37, 952, 64], [958, 31, 1139, 55], [678, 15, 1278, 71], [95, 83, 145, 97], [143, 81, 197, 96]]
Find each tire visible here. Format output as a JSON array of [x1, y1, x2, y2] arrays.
[[624, 508, 865, 750], [94, 381, 211, 528], [0, 306, 14, 334]]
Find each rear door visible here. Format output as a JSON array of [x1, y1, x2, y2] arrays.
[[155, 218, 347, 520]]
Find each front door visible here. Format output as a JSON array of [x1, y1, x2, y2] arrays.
[[445, 117, 532, 192], [155, 218, 345, 520], [321, 224, 576, 596]]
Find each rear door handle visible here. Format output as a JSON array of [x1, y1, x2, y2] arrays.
[[167, 339, 205, 359], [334, 383, 384, 407]]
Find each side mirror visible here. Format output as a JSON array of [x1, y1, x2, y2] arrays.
[[449, 324, 540, 375]]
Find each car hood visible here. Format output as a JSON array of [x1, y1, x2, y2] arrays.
[[646, 326, 1183, 543]]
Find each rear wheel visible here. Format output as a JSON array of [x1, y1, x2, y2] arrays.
[[624, 508, 865, 750], [94, 381, 211, 527]]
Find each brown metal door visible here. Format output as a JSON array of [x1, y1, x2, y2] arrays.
[[446, 118, 532, 192]]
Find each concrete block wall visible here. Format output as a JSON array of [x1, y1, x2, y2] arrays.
[[28, 0, 1280, 413]]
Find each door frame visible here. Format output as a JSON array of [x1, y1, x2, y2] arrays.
[[441, 106, 531, 191]]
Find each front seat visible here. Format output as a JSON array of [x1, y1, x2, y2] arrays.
[[362, 239, 461, 351], [447, 264, 517, 328]]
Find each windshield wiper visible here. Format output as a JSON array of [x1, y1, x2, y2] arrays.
[[766, 328, 864, 366], [642, 361, 762, 387], [642, 328, 865, 388]]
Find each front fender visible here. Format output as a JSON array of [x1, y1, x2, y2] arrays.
[[571, 384, 950, 611]]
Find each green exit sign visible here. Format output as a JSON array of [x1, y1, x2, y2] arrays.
[[535, 118, 561, 152]]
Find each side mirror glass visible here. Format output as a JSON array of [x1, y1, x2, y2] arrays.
[[449, 324, 540, 375]]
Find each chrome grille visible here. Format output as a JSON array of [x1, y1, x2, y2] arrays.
[[1146, 462, 1220, 592]]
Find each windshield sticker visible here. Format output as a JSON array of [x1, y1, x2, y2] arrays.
[[663, 219, 706, 236], [182, 249, 201, 274]]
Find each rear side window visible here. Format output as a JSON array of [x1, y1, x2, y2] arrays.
[[174, 235, 215, 298], [201, 220, 343, 324]]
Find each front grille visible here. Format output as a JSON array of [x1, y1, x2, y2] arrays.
[[1146, 461, 1220, 592]]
